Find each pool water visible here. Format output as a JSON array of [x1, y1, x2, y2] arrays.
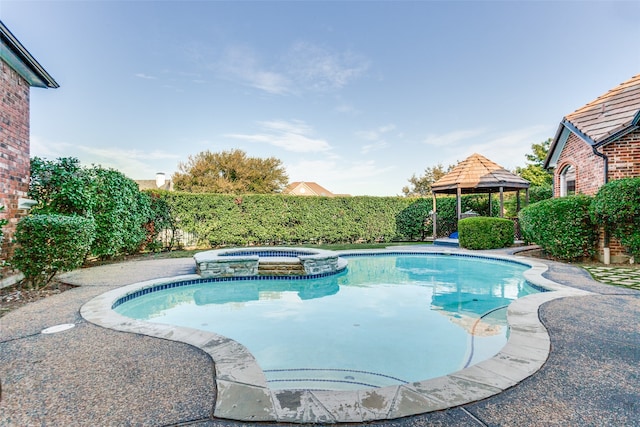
[[115, 254, 539, 390]]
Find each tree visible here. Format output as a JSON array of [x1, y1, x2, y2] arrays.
[[515, 138, 553, 187], [401, 163, 454, 197], [172, 149, 289, 194]]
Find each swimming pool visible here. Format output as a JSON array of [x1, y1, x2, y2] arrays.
[[81, 249, 591, 423], [114, 254, 539, 391]]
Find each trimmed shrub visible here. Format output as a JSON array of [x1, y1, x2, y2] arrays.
[[519, 195, 597, 260], [458, 217, 514, 250], [12, 215, 95, 288], [427, 195, 497, 238], [90, 168, 152, 258], [529, 185, 553, 203], [590, 177, 640, 260], [29, 157, 155, 259]]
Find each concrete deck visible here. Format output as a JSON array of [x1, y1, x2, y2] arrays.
[[1, 248, 639, 426]]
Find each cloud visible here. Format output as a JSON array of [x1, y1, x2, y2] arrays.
[[226, 120, 332, 153], [356, 124, 396, 141], [361, 141, 389, 154], [423, 128, 486, 146], [465, 125, 551, 169], [30, 136, 181, 179], [420, 125, 552, 170], [334, 103, 361, 115], [285, 41, 370, 92], [356, 124, 396, 153], [135, 73, 156, 80], [30, 136, 73, 158], [206, 41, 369, 95], [287, 159, 395, 185], [216, 44, 292, 95]]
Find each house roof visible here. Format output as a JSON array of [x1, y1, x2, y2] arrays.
[[545, 74, 640, 168], [0, 20, 59, 88], [432, 153, 530, 194], [566, 74, 640, 145], [283, 181, 337, 197]]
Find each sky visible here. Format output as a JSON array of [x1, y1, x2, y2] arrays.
[[2, 0, 639, 196]]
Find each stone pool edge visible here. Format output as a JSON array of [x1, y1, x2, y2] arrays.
[[80, 250, 592, 423]]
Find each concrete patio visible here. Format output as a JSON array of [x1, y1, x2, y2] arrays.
[[1, 247, 639, 426]]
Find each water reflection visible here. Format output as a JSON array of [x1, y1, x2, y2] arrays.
[[193, 273, 342, 305]]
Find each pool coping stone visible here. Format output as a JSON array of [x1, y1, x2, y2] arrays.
[[80, 249, 592, 423]]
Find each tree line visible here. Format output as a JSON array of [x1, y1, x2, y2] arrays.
[[169, 139, 552, 196]]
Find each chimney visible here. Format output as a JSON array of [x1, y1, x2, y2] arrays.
[[156, 172, 166, 188]]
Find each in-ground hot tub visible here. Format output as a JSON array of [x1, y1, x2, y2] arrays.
[[193, 247, 347, 278]]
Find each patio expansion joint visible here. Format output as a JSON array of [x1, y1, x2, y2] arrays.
[[0, 331, 43, 344], [460, 407, 490, 427]]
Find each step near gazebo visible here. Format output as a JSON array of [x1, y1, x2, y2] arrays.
[[430, 153, 530, 246]]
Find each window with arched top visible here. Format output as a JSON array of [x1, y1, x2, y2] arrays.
[[559, 164, 576, 197]]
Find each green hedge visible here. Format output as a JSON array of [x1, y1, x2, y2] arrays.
[[12, 215, 95, 288], [590, 177, 640, 260], [150, 192, 502, 248], [157, 192, 416, 246], [519, 195, 597, 260], [458, 217, 514, 250]]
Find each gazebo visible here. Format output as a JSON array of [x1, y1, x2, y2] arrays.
[[430, 153, 530, 238]]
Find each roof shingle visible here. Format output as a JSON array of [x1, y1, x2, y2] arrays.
[[565, 74, 640, 144], [432, 153, 529, 194]]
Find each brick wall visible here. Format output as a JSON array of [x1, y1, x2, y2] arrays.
[[0, 60, 31, 262], [603, 129, 640, 181], [554, 129, 640, 262], [553, 133, 605, 196]]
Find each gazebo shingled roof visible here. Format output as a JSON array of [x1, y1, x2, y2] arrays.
[[432, 153, 530, 194], [429, 154, 530, 236]]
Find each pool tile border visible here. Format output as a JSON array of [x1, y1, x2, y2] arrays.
[[80, 250, 592, 423]]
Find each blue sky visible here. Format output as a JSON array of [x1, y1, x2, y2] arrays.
[[2, 1, 639, 196]]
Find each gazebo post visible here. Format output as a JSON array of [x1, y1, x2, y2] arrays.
[[432, 192, 437, 240], [456, 186, 462, 220], [488, 190, 492, 216], [499, 186, 504, 218]]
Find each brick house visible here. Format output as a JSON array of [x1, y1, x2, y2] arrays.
[[0, 21, 58, 266], [544, 74, 640, 262]]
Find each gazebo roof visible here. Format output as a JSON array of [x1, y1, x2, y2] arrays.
[[431, 153, 530, 194]]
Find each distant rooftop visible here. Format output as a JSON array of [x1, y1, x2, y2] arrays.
[[283, 181, 348, 197]]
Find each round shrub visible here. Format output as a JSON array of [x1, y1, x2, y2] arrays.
[[519, 195, 597, 261], [590, 177, 640, 260], [12, 214, 95, 288], [458, 217, 514, 250]]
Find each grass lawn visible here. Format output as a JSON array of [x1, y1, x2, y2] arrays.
[[581, 264, 640, 291]]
